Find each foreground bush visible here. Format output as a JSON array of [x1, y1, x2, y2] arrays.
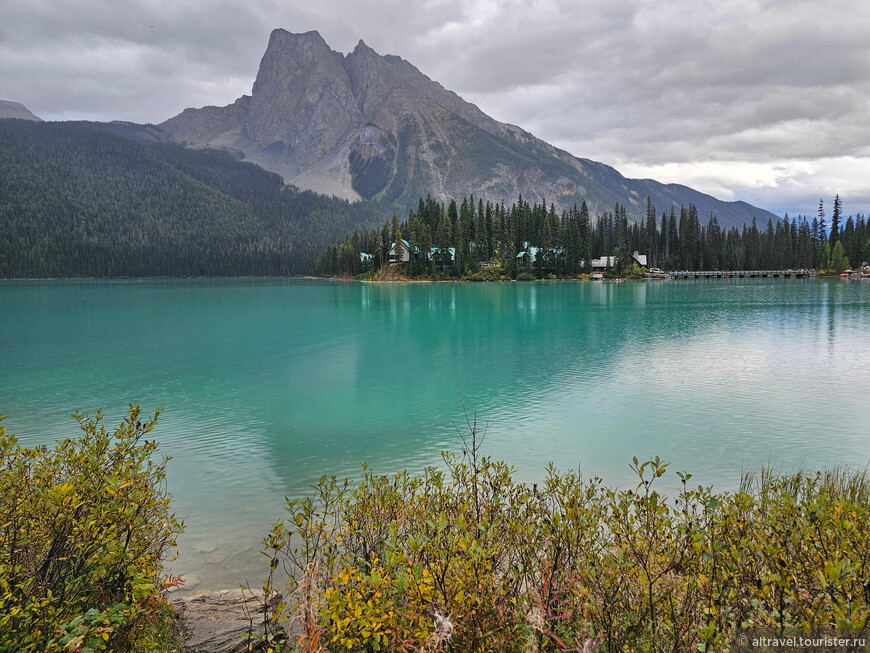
[[0, 406, 183, 653], [260, 436, 870, 652]]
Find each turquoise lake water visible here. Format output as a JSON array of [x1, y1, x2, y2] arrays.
[[2, 278, 869, 590]]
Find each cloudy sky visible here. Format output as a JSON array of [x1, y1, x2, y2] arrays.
[[2, 0, 869, 217]]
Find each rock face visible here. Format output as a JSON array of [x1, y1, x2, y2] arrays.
[[161, 96, 250, 145], [246, 30, 360, 175], [160, 29, 778, 228], [172, 588, 282, 653], [0, 100, 42, 122]]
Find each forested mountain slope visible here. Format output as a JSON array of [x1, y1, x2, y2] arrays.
[[0, 119, 385, 277]]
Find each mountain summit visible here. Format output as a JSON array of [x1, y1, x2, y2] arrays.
[[161, 29, 777, 227]]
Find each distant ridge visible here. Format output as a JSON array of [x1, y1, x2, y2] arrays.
[[0, 100, 42, 122], [161, 29, 779, 229]]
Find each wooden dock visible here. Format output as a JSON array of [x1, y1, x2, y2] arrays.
[[668, 269, 812, 278]]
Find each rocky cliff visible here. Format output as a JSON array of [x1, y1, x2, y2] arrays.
[[161, 29, 778, 228]]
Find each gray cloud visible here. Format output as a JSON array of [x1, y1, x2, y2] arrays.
[[1, 0, 869, 216]]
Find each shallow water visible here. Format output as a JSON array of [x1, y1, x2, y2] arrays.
[[2, 277, 869, 589]]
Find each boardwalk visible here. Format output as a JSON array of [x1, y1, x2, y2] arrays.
[[668, 269, 813, 278]]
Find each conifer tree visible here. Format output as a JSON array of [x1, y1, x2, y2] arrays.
[[830, 240, 848, 273], [842, 216, 856, 264], [667, 208, 678, 267], [579, 201, 592, 273], [457, 199, 473, 271], [830, 194, 841, 245], [616, 204, 630, 270], [817, 199, 827, 243], [565, 205, 581, 275], [376, 229, 385, 268], [393, 226, 405, 264], [476, 198, 488, 261], [645, 197, 657, 265]]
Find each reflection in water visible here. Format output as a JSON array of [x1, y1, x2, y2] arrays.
[[0, 278, 868, 590]]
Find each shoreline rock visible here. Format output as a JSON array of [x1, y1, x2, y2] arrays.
[[171, 588, 283, 653]]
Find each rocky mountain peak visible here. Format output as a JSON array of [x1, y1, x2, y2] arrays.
[[159, 29, 780, 228], [267, 28, 328, 50], [351, 39, 374, 55], [342, 40, 398, 113], [245, 28, 360, 175]]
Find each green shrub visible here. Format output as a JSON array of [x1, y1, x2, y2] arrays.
[[626, 264, 648, 279], [467, 267, 503, 282], [259, 445, 870, 652], [515, 270, 537, 281], [0, 406, 183, 653]]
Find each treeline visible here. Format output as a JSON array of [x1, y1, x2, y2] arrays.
[[0, 120, 385, 277], [317, 194, 870, 276]]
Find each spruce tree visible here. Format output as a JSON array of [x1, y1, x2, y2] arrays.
[[817, 199, 827, 243], [617, 204, 630, 270], [668, 208, 678, 267], [842, 217, 856, 264], [376, 229, 385, 269], [579, 201, 592, 273], [830, 194, 841, 245], [436, 214, 453, 267], [476, 198, 488, 261], [645, 197, 657, 265], [457, 199, 473, 271], [393, 226, 405, 265]]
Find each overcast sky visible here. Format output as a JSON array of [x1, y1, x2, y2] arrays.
[[2, 0, 869, 217]]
